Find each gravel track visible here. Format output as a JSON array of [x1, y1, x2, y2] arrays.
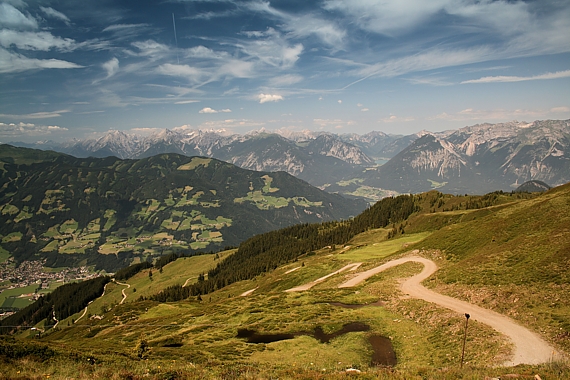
[[338, 256, 560, 366]]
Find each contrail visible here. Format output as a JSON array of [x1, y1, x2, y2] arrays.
[[172, 13, 179, 64]]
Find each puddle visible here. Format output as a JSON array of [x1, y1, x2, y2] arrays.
[[237, 322, 369, 344], [237, 322, 396, 367], [236, 329, 296, 343], [369, 334, 397, 366]]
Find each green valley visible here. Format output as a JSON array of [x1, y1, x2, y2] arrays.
[[0, 183, 568, 379], [0, 145, 365, 272]]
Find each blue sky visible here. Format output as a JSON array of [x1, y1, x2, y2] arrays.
[[1, 0, 569, 142]]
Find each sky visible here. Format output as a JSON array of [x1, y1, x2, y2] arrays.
[[1, 0, 569, 142]]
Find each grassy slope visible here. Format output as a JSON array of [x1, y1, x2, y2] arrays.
[[2, 186, 569, 379], [417, 184, 570, 353]]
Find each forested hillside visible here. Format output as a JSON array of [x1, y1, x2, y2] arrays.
[[0, 276, 110, 333], [0, 145, 365, 271]]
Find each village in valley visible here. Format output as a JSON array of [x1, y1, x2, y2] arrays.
[[0, 258, 99, 319]]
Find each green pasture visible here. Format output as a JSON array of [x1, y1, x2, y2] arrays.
[[0, 284, 39, 308], [1, 232, 22, 243], [177, 157, 212, 171], [338, 232, 432, 262], [234, 191, 289, 209]]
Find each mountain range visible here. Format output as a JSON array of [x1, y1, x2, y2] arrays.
[[8, 129, 413, 190], [356, 120, 570, 194], [7, 119, 570, 197], [0, 145, 366, 271]]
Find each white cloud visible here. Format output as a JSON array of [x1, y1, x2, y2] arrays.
[[323, 0, 532, 38], [199, 107, 231, 114], [186, 45, 227, 59], [0, 3, 38, 30], [102, 57, 119, 79], [233, 28, 304, 79], [361, 108, 369, 112], [40, 6, 71, 25], [258, 94, 284, 104], [157, 63, 205, 83], [175, 100, 200, 105], [185, 9, 237, 20], [324, 0, 449, 36], [407, 76, 453, 86], [444, 0, 531, 37], [246, 1, 345, 47], [0, 47, 83, 73], [344, 46, 493, 88], [219, 59, 255, 79], [551, 107, 570, 113], [325, 0, 570, 82], [103, 24, 150, 32], [132, 40, 170, 57], [381, 115, 415, 123], [461, 70, 570, 84], [0, 109, 71, 119], [0, 122, 68, 139], [337, 100, 342, 104], [0, 30, 76, 51]]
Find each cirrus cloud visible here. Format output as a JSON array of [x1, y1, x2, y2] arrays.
[[40, 6, 71, 25], [461, 70, 570, 84], [0, 109, 71, 119]]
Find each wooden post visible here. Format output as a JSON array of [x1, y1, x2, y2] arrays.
[[460, 313, 470, 368]]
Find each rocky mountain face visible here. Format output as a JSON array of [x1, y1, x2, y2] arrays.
[[338, 131, 419, 160], [514, 180, 552, 193], [361, 120, 570, 194], [46, 130, 380, 187]]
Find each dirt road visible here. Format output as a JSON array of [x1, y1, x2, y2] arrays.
[[115, 281, 130, 305], [338, 256, 560, 366]]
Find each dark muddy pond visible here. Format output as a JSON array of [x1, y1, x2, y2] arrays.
[[236, 322, 370, 344], [237, 322, 397, 366], [369, 334, 397, 366]]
